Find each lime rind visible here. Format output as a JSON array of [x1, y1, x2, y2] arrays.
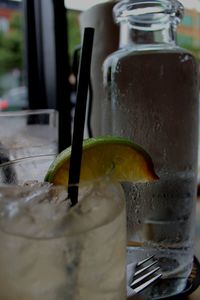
[[45, 136, 158, 183]]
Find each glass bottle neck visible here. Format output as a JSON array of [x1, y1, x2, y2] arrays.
[[119, 22, 176, 49]]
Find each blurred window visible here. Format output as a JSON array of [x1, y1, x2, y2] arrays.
[[0, 17, 9, 32], [182, 15, 193, 26], [67, 10, 81, 64], [177, 34, 193, 47], [177, 7, 200, 63], [0, 1, 24, 103]]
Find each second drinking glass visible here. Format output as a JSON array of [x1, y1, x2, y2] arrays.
[[0, 109, 58, 162]]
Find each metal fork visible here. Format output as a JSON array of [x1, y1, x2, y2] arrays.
[[127, 255, 162, 298]]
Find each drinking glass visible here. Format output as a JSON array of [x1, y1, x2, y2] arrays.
[[0, 109, 58, 162], [0, 155, 126, 300]]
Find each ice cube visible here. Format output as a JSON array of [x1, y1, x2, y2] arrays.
[[0, 183, 70, 238]]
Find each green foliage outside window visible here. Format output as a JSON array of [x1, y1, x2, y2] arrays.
[[0, 10, 81, 75], [67, 10, 81, 64], [177, 34, 193, 47], [0, 13, 23, 76], [177, 34, 200, 63], [0, 9, 199, 81], [181, 44, 200, 63], [182, 15, 193, 26]]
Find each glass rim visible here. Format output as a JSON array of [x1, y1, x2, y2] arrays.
[[0, 154, 117, 186], [0, 109, 57, 117], [0, 173, 125, 240], [114, 0, 184, 30], [0, 154, 56, 169]]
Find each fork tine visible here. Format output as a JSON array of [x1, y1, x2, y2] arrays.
[[136, 255, 155, 267], [134, 260, 158, 277], [127, 256, 162, 297], [130, 266, 160, 288], [133, 273, 162, 294]]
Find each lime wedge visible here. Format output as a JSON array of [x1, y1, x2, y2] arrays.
[[45, 136, 158, 185]]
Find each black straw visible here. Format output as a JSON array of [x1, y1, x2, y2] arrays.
[[68, 27, 94, 206]]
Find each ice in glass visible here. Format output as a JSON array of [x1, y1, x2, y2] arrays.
[[0, 157, 126, 300]]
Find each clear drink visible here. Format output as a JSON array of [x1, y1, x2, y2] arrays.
[[125, 173, 196, 298], [0, 177, 126, 300], [105, 50, 198, 298], [102, 1, 199, 298]]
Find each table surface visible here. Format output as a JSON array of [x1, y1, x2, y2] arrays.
[[188, 199, 200, 299], [172, 199, 200, 299], [135, 199, 200, 300], [188, 290, 200, 299]]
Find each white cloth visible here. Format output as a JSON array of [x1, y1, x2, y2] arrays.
[[127, 262, 137, 298], [79, 2, 119, 136]]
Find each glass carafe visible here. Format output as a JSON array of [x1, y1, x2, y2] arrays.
[[102, 0, 199, 298]]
